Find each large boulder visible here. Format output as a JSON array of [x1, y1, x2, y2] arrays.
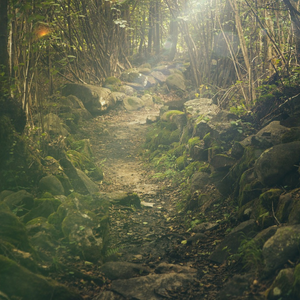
[[60, 156, 99, 195], [2, 190, 34, 216], [242, 121, 289, 147], [38, 175, 65, 195], [254, 141, 300, 186], [209, 219, 259, 264], [65, 95, 92, 121], [62, 83, 114, 114], [0, 255, 82, 300], [265, 268, 294, 300], [184, 98, 218, 119], [262, 225, 300, 274], [123, 96, 144, 111], [166, 73, 186, 91]]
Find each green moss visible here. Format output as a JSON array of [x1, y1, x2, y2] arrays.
[[164, 110, 184, 120], [203, 132, 211, 145], [103, 77, 121, 91], [181, 126, 191, 144], [66, 150, 103, 181], [259, 189, 282, 211], [105, 76, 121, 85], [140, 63, 151, 69], [238, 179, 263, 207], [184, 161, 204, 178], [198, 162, 210, 173], [127, 72, 140, 82], [69, 139, 94, 159], [293, 264, 300, 297], [176, 155, 187, 171], [252, 199, 273, 228], [188, 137, 200, 147], [22, 197, 62, 224], [170, 129, 181, 143], [47, 205, 68, 229], [167, 144, 186, 158]]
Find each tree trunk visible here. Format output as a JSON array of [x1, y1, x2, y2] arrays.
[[0, 0, 9, 92]]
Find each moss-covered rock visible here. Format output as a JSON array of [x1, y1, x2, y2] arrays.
[[161, 110, 185, 122], [47, 204, 68, 229], [293, 263, 300, 298], [0, 190, 14, 202], [66, 150, 103, 181], [188, 137, 207, 161], [0, 255, 82, 300], [3, 190, 34, 216], [123, 96, 144, 111], [139, 63, 151, 69], [263, 225, 300, 276], [176, 155, 187, 171], [103, 77, 122, 91], [209, 154, 236, 171], [169, 143, 186, 158], [0, 211, 32, 252], [26, 217, 58, 237], [238, 173, 264, 207], [259, 189, 282, 211], [166, 73, 186, 91], [266, 268, 294, 299], [255, 141, 300, 186], [141, 94, 154, 107], [22, 196, 62, 224], [38, 175, 64, 196], [282, 127, 300, 143], [49, 192, 110, 261]]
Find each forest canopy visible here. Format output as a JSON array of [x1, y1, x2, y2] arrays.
[[1, 0, 300, 120]]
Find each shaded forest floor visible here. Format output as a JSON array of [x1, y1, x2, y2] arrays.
[[49, 103, 267, 299]]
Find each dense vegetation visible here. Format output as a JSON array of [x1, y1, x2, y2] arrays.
[[2, 0, 300, 299]]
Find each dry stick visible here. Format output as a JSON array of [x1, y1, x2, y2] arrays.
[[217, 16, 248, 103], [272, 201, 281, 226]]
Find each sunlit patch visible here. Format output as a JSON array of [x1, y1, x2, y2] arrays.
[[35, 26, 51, 39]]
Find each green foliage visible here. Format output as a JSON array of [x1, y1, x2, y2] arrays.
[[240, 239, 263, 272]]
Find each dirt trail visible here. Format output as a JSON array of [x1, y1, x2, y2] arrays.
[[85, 106, 185, 263], [79, 105, 241, 299]]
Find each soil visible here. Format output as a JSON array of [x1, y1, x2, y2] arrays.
[[51, 104, 266, 299]]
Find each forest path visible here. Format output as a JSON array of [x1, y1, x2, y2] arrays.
[[85, 105, 183, 262], [79, 105, 233, 300]]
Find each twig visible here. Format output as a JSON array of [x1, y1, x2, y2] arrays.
[[272, 201, 280, 226]]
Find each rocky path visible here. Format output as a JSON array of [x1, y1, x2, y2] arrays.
[[76, 105, 237, 300]]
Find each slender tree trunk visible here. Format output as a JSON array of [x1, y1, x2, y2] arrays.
[[0, 0, 9, 93]]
